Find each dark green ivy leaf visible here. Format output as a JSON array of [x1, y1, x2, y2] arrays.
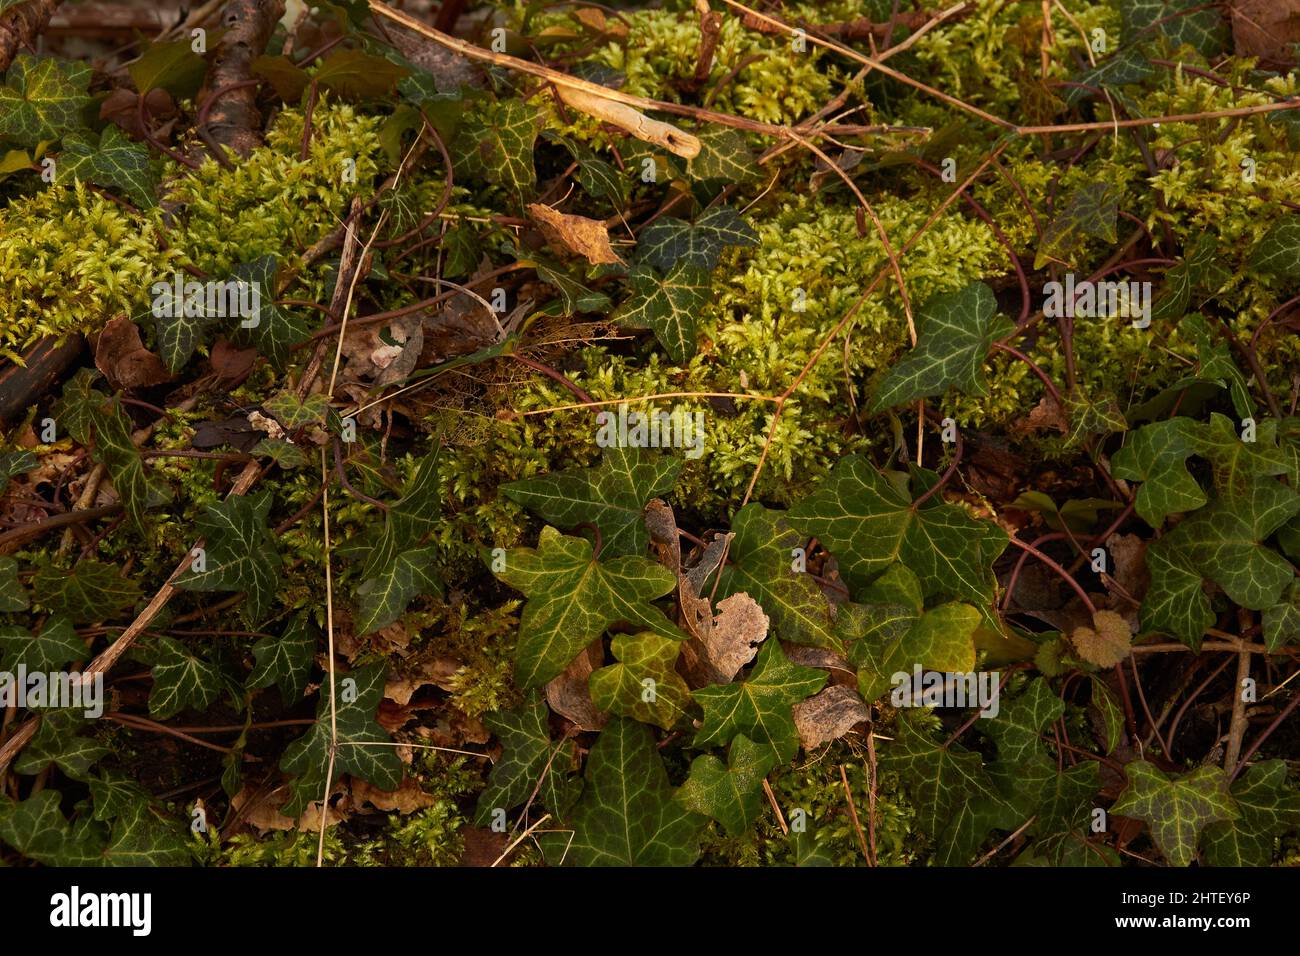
[[0, 616, 83, 671], [869, 282, 1007, 411], [544, 717, 702, 866], [149, 636, 224, 719], [614, 262, 712, 362], [56, 125, 158, 208], [280, 662, 403, 817], [674, 735, 777, 836], [637, 206, 758, 271], [475, 694, 579, 827], [788, 454, 1007, 616], [692, 639, 827, 763], [247, 614, 318, 703], [33, 559, 142, 624], [491, 526, 683, 688], [1201, 760, 1300, 866], [176, 490, 283, 621], [1111, 762, 1238, 866], [502, 445, 682, 559]]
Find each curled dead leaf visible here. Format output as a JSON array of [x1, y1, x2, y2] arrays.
[[94, 316, 169, 390], [527, 202, 622, 265], [793, 684, 870, 749]]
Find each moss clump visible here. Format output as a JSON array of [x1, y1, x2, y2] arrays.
[[0, 180, 180, 358]]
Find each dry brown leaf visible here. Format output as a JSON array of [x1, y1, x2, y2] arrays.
[[793, 685, 870, 749], [94, 316, 169, 390], [350, 776, 437, 813], [644, 497, 681, 575], [1231, 0, 1300, 64], [1013, 394, 1069, 437], [545, 639, 607, 731], [684, 590, 769, 686], [1071, 609, 1133, 668], [384, 657, 462, 706], [209, 336, 258, 382], [527, 202, 622, 265]]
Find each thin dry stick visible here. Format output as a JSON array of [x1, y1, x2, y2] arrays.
[[762, 777, 789, 835], [316, 448, 338, 868], [491, 813, 553, 867], [973, 816, 1036, 866], [840, 764, 871, 864], [368, 1, 700, 157], [865, 731, 879, 866], [1223, 645, 1253, 771]]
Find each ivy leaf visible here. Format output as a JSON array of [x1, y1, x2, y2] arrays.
[[984, 678, 1063, 768], [474, 694, 578, 826], [0, 450, 37, 494], [1142, 543, 1213, 649], [33, 559, 142, 624], [1201, 761, 1300, 866], [675, 735, 777, 837], [14, 710, 108, 781], [1063, 49, 1154, 106], [715, 504, 838, 649], [313, 49, 408, 99], [177, 490, 283, 621], [1035, 181, 1120, 269], [228, 255, 314, 370], [1112, 418, 1207, 525], [1152, 475, 1299, 612], [247, 614, 318, 703], [1149, 237, 1225, 324], [453, 98, 543, 202], [545, 717, 702, 866], [492, 527, 683, 689], [149, 636, 224, 719], [55, 369, 162, 530], [361, 447, 441, 577], [693, 639, 827, 762], [1248, 218, 1300, 281], [1263, 583, 1300, 652], [788, 455, 1007, 614], [502, 446, 681, 559], [1111, 762, 1238, 866], [688, 126, 759, 183], [883, 711, 1019, 865], [869, 282, 1005, 410], [128, 39, 205, 98], [1192, 413, 1288, 501], [589, 631, 693, 730], [637, 206, 758, 271], [0, 54, 92, 148], [0, 617, 84, 671], [614, 262, 712, 363], [997, 755, 1099, 848], [845, 601, 980, 703], [99, 799, 193, 866], [1123, 0, 1230, 58], [0, 555, 28, 612], [56, 125, 157, 208], [355, 545, 442, 635], [0, 790, 189, 866], [280, 663, 403, 817], [531, 258, 611, 314]]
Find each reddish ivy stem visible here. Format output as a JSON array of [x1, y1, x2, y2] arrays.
[[1004, 535, 1097, 615]]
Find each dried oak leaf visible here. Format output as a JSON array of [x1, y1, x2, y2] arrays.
[[793, 684, 870, 749], [527, 202, 622, 265], [1072, 609, 1133, 668]]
